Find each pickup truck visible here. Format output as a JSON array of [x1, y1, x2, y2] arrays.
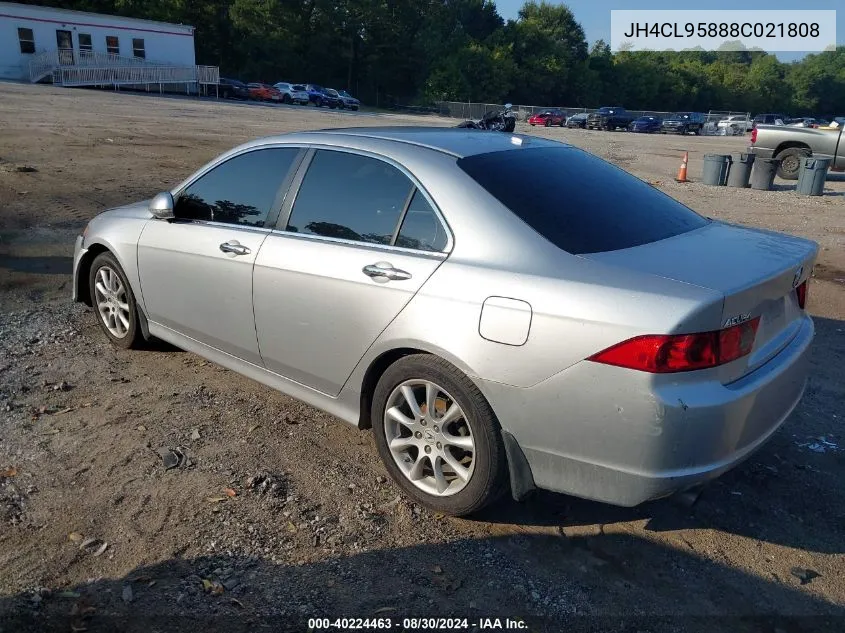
[[750, 124, 844, 179], [586, 107, 634, 131]]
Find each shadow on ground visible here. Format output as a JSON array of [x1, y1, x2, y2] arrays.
[[0, 533, 842, 633], [0, 255, 72, 275]]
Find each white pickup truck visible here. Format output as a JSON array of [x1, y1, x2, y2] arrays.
[[749, 123, 844, 179]]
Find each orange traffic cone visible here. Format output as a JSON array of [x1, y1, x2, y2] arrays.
[[675, 151, 689, 182]]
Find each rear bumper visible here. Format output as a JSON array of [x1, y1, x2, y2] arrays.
[[481, 315, 814, 506]]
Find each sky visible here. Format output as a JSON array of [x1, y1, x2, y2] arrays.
[[495, 0, 843, 61]]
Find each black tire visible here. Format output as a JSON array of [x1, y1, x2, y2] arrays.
[[371, 354, 508, 516], [282, 94, 291, 104], [315, 97, 323, 107], [559, 119, 565, 127], [776, 147, 810, 180], [544, 119, 551, 127], [693, 127, 701, 136], [88, 251, 144, 350]]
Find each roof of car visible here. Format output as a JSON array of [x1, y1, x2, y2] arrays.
[[252, 127, 564, 158]]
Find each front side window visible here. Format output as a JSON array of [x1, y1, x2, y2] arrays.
[[174, 148, 300, 227], [286, 151, 413, 245], [79, 33, 92, 52], [132, 38, 145, 58], [106, 36, 119, 55], [458, 147, 708, 254], [18, 28, 35, 54]]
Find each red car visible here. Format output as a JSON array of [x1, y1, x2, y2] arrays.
[[528, 109, 566, 127], [247, 83, 282, 102]]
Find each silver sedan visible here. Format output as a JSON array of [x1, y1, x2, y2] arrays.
[[73, 128, 817, 516]]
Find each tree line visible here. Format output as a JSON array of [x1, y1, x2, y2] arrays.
[[21, 0, 845, 114]]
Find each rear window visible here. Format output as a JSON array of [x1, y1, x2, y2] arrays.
[[457, 147, 709, 254]]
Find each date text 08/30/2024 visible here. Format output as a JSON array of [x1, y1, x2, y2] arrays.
[[308, 617, 528, 630]]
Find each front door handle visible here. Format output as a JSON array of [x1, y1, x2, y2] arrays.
[[362, 262, 412, 281], [219, 241, 251, 256]]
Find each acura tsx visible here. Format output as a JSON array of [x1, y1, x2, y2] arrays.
[[73, 128, 817, 516]]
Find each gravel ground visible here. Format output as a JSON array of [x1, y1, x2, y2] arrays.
[[0, 82, 844, 633]]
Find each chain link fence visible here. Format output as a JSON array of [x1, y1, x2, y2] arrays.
[[434, 101, 751, 136]]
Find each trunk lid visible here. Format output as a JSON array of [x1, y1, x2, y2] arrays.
[[585, 221, 817, 383]]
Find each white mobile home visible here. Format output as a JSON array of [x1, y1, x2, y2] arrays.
[[0, 2, 200, 83]]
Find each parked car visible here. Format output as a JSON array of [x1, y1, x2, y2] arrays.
[[661, 112, 706, 135], [528, 109, 566, 127], [336, 89, 360, 110], [752, 113, 789, 128], [73, 128, 817, 516], [628, 116, 662, 133], [717, 115, 751, 135], [750, 123, 844, 179], [305, 84, 340, 108], [247, 83, 282, 102], [786, 117, 829, 128], [218, 78, 250, 100], [586, 107, 634, 131], [273, 82, 310, 105], [565, 112, 589, 129]]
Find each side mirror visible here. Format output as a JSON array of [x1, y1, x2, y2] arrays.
[[150, 192, 174, 220]]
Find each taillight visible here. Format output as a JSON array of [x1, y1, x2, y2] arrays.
[[588, 318, 760, 373], [796, 280, 808, 309], [750, 128, 758, 144]]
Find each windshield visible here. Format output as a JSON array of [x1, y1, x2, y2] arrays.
[[672, 113, 691, 119], [339, 90, 352, 97], [293, 85, 306, 91], [326, 89, 339, 97], [457, 147, 708, 254]]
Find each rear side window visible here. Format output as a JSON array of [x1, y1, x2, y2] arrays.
[[287, 150, 413, 244], [458, 147, 708, 254], [396, 191, 448, 252]]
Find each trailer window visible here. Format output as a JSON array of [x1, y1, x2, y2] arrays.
[[79, 34, 92, 52], [18, 28, 35, 54], [132, 38, 145, 59], [106, 36, 119, 55]]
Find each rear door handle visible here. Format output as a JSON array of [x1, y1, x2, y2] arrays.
[[219, 241, 251, 256], [362, 262, 412, 281]]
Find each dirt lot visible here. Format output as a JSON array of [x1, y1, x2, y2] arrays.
[[1, 82, 844, 633]]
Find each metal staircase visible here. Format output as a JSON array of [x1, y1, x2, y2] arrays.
[[28, 49, 218, 90]]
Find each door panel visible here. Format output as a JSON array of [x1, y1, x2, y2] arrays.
[[253, 235, 443, 395], [138, 222, 267, 364]]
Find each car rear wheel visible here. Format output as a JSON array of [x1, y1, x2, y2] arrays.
[[282, 94, 291, 104], [776, 147, 810, 180], [544, 119, 551, 127], [372, 354, 507, 516], [314, 97, 323, 107], [89, 252, 143, 350]]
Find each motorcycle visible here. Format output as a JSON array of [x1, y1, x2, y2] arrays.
[[457, 103, 516, 133]]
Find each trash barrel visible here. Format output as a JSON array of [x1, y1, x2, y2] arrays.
[[750, 158, 780, 191], [702, 154, 732, 186], [727, 153, 756, 188], [796, 157, 831, 196]]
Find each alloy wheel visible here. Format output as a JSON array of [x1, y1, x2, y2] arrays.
[[383, 379, 475, 497], [93, 265, 131, 338]]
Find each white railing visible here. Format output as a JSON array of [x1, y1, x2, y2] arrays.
[[28, 50, 59, 82], [196, 65, 220, 85], [57, 65, 201, 87], [28, 48, 219, 89]]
